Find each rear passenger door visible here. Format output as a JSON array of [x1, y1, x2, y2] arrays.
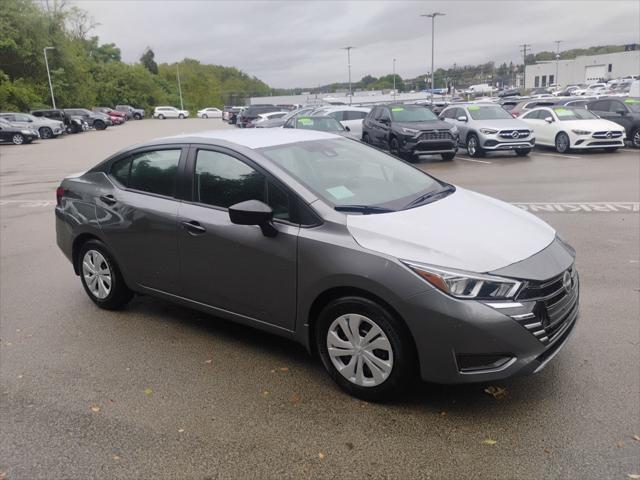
[[97, 146, 186, 293], [373, 108, 391, 146], [341, 110, 368, 138]]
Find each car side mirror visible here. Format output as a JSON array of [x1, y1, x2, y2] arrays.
[[380, 118, 389, 125], [544, 117, 553, 123], [345, 125, 351, 131], [616, 109, 626, 115], [228, 200, 277, 237], [457, 116, 468, 122]]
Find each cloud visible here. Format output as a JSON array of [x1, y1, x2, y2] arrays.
[[73, 0, 640, 87]]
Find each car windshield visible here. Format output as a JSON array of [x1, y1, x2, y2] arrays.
[[553, 107, 598, 121], [295, 117, 344, 132], [467, 106, 513, 120], [624, 98, 640, 113], [390, 106, 438, 122], [258, 138, 444, 210]]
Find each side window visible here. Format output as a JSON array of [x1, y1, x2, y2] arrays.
[[378, 108, 390, 122], [608, 101, 625, 113], [590, 100, 609, 111], [114, 149, 181, 196], [523, 110, 540, 120], [329, 111, 344, 121], [345, 111, 367, 120], [194, 150, 291, 221], [283, 118, 295, 128]]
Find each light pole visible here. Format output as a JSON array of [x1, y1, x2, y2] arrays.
[[342, 46, 354, 105], [393, 58, 396, 101], [176, 63, 184, 110], [421, 12, 445, 102], [43, 47, 56, 109], [554, 40, 563, 88]]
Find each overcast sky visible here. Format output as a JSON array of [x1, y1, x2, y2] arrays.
[[74, 0, 640, 88]]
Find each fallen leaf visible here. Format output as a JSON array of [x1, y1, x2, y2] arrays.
[[144, 388, 153, 396], [439, 411, 447, 417], [270, 369, 276, 373], [627, 474, 640, 479], [90, 405, 101, 413], [633, 435, 640, 442], [279, 367, 289, 372], [484, 386, 508, 400], [108, 399, 115, 404], [345, 442, 354, 450], [318, 452, 326, 459], [204, 359, 212, 364], [482, 438, 497, 446], [291, 393, 301, 405], [617, 441, 625, 448], [543, 447, 552, 454], [261, 390, 270, 397], [178, 428, 185, 433], [0, 471, 7, 480], [17, 374, 23, 379], [112, 454, 120, 461]]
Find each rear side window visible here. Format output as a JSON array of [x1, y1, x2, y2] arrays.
[[589, 100, 609, 111], [329, 111, 345, 121], [110, 149, 181, 197], [523, 110, 541, 120], [344, 110, 367, 120]]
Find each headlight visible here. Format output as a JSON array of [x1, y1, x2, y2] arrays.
[[479, 128, 498, 134], [404, 262, 522, 300], [401, 127, 420, 135], [450, 125, 458, 135], [21, 129, 32, 134], [571, 129, 591, 135]]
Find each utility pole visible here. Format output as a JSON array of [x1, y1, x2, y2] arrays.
[[554, 40, 563, 87], [176, 63, 184, 110], [421, 12, 445, 102], [43, 47, 56, 109], [519, 43, 531, 89], [393, 58, 396, 101], [342, 47, 354, 105]]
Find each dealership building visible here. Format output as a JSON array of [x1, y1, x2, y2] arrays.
[[525, 49, 640, 88]]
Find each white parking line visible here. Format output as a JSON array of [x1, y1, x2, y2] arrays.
[[455, 156, 492, 164], [536, 152, 582, 159]]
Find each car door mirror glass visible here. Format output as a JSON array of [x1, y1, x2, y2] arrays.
[[228, 200, 277, 237]]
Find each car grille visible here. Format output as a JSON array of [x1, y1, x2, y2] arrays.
[[419, 130, 452, 141], [498, 129, 530, 139], [592, 131, 623, 139], [510, 268, 579, 345]]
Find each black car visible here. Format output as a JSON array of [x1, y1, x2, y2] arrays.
[[362, 104, 458, 161], [587, 97, 640, 148], [0, 118, 39, 145], [63, 108, 110, 130], [30, 109, 87, 133], [237, 105, 279, 128], [498, 88, 521, 98]]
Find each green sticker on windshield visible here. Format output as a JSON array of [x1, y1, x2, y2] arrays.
[[391, 107, 404, 112], [554, 108, 572, 116], [298, 118, 313, 125], [624, 98, 640, 104], [467, 106, 480, 110], [326, 185, 354, 200]]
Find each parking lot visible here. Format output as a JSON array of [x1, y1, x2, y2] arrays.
[[1, 119, 639, 479]]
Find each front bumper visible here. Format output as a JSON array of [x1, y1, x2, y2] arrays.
[[480, 135, 536, 151], [399, 133, 459, 155]]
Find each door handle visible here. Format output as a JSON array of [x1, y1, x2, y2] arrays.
[[99, 194, 117, 205], [181, 220, 206, 235]]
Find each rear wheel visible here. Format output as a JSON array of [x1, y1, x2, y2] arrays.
[[630, 128, 640, 148], [39, 127, 53, 139], [515, 148, 531, 156], [94, 120, 106, 130], [315, 297, 415, 401], [555, 132, 570, 153], [466, 134, 484, 157], [133, 113, 142, 120], [158, 114, 165, 120], [441, 152, 456, 161], [362, 133, 371, 144], [78, 240, 133, 310], [11, 133, 24, 145], [202, 114, 208, 119], [178, 114, 185, 119]]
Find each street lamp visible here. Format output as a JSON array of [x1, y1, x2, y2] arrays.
[[393, 58, 396, 101], [421, 12, 445, 102], [342, 46, 355, 105], [43, 47, 56, 109], [176, 63, 184, 110], [554, 40, 563, 88]]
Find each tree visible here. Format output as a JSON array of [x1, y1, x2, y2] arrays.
[[140, 47, 158, 74]]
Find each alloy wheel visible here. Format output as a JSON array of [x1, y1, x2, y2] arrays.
[[389, 138, 400, 157], [40, 127, 53, 139], [12, 134, 24, 145], [467, 136, 477, 156], [633, 130, 640, 148], [556, 133, 569, 153], [82, 250, 112, 299], [326, 314, 394, 387]]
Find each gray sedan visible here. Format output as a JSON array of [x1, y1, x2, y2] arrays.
[[0, 112, 65, 139], [55, 129, 578, 400]]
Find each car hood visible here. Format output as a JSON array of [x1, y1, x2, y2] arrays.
[[346, 187, 556, 274], [395, 120, 452, 131], [472, 118, 531, 130], [558, 119, 625, 131]]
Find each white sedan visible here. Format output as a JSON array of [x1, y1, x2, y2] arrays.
[[197, 107, 223, 119], [519, 106, 625, 153]]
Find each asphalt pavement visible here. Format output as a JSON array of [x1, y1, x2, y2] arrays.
[[1, 119, 639, 479]]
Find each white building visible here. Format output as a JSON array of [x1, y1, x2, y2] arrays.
[[525, 50, 640, 88]]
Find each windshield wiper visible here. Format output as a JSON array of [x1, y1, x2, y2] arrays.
[[404, 185, 455, 209], [335, 205, 396, 214]]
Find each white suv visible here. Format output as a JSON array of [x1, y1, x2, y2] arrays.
[[153, 106, 189, 119]]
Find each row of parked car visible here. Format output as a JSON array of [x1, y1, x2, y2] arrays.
[[0, 105, 145, 145]]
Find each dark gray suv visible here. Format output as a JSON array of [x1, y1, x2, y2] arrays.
[[55, 129, 578, 400]]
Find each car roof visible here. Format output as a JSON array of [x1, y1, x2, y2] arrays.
[[163, 128, 340, 149], [314, 106, 371, 112]]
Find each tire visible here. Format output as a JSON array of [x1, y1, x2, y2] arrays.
[[158, 114, 165, 120], [630, 128, 640, 148], [555, 132, 571, 153], [441, 152, 456, 161], [466, 134, 484, 157], [11, 133, 24, 145], [133, 113, 142, 120], [315, 296, 415, 401], [202, 114, 208, 119], [78, 240, 133, 310], [39, 127, 53, 139], [362, 133, 371, 144], [94, 120, 106, 131], [515, 148, 531, 156], [389, 137, 410, 160], [178, 114, 185, 119]]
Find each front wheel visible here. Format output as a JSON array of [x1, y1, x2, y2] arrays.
[[202, 114, 208, 119], [466, 134, 484, 157], [315, 297, 415, 401], [515, 148, 531, 156], [362, 133, 371, 144], [441, 152, 456, 161], [555, 132, 571, 153], [39, 127, 53, 139], [11, 133, 24, 145], [178, 114, 185, 119], [78, 240, 133, 310], [133, 113, 142, 120], [94, 120, 106, 130], [630, 128, 639, 148], [158, 114, 165, 120]]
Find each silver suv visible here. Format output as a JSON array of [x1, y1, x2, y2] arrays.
[[0, 112, 65, 139], [440, 104, 535, 157]]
